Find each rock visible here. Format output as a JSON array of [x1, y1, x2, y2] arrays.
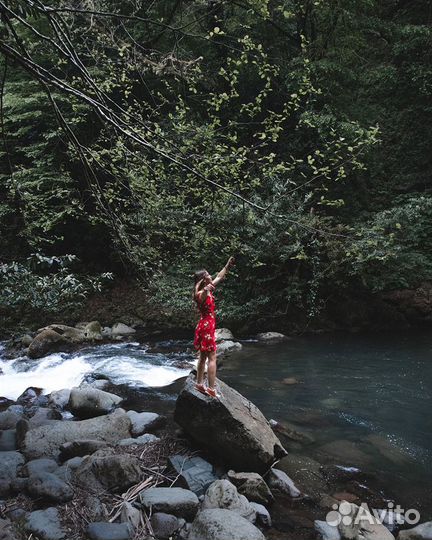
[[7, 508, 28, 522], [68, 387, 122, 419], [75, 451, 141, 493], [217, 340, 243, 354], [216, 328, 234, 341], [23, 458, 58, 476], [85, 495, 108, 521], [315, 520, 341, 540], [317, 440, 373, 467], [140, 487, 199, 520], [21, 409, 131, 459], [256, 332, 288, 342], [202, 480, 256, 522], [120, 502, 141, 531], [25, 507, 65, 540], [126, 410, 166, 436], [399, 522, 432, 539], [37, 324, 85, 343], [151, 513, 183, 539], [28, 472, 74, 502], [188, 509, 265, 540], [16, 387, 43, 408], [59, 439, 108, 461], [102, 327, 112, 338], [117, 433, 159, 446], [111, 323, 136, 337], [10, 476, 28, 493], [250, 502, 272, 528], [270, 419, 315, 445], [174, 374, 286, 473], [88, 522, 131, 540], [337, 502, 395, 540], [48, 389, 71, 410], [282, 377, 300, 385], [21, 334, 33, 347], [0, 430, 16, 451], [227, 470, 274, 505], [0, 451, 25, 480], [169, 455, 218, 497], [63, 456, 84, 470], [28, 329, 68, 359], [267, 468, 301, 498], [84, 321, 103, 341], [0, 410, 21, 430], [28, 407, 62, 428], [0, 518, 19, 540], [275, 454, 327, 499]]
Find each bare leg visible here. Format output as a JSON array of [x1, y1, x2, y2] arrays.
[[207, 350, 217, 390], [196, 350, 207, 386]]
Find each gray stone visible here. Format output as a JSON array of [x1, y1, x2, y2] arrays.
[[0, 410, 21, 430], [21, 334, 33, 347], [337, 502, 395, 540], [0, 451, 25, 480], [84, 321, 103, 341], [227, 470, 274, 505], [315, 520, 342, 540], [126, 410, 166, 436], [215, 328, 234, 341], [202, 480, 256, 523], [25, 507, 65, 540], [169, 455, 218, 497], [88, 522, 131, 540], [28, 329, 68, 359], [23, 458, 58, 476], [275, 454, 327, 500], [63, 456, 84, 470], [69, 387, 122, 419], [48, 389, 71, 409], [7, 508, 28, 522], [74, 451, 141, 493], [120, 502, 141, 531], [28, 472, 73, 503], [217, 341, 243, 355], [111, 323, 136, 337], [398, 522, 432, 539], [10, 477, 28, 493], [28, 407, 62, 428], [59, 439, 108, 461], [0, 518, 19, 540], [150, 512, 182, 539], [188, 509, 265, 540], [140, 487, 199, 520], [250, 502, 272, 528], [0, 430, 16, 451], [117, 433, 159, 446], [21, 409, 131, 459], [85, 495, 108, 521], [256, 332, 288, 341], [0, 480, 11, 497], [267, 467, 301, 498], [174, 374, 286, 473]]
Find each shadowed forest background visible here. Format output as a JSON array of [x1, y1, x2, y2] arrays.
[[1, 0, 431, 334]]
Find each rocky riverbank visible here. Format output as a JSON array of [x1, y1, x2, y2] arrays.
[[0, 367, 430, 540]]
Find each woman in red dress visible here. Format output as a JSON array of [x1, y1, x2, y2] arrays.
[[193, 256, 235, 398]]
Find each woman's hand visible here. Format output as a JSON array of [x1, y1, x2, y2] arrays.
[[204, 283, 215, 292]]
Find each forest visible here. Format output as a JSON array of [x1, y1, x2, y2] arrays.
[[1, 0, 432, 333]]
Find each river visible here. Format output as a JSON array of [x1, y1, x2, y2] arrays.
[[1, 330, 431, 519]]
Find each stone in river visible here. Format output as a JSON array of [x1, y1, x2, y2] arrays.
[[256, 332, 288, 342], [399, 522, 432, 539], [68, 387, 123, 419], [188, 509, 265, 540], [140, 487, 199, 520], [337, 501, 395, 540], [174, 374, 286, 473], [217, 340, 243, 355], [267, 468, 301, 498], [201, 480, 256, 523], [227, 470, 274, 505], [215, 328, 234, 341], [275, 454, 327, 500], [250, 502, 272, 528], [111, 323, 136, 337]]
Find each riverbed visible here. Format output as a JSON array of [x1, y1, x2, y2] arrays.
[[1, 330, 431, 519]]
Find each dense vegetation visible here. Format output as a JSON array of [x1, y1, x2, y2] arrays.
[[1, 0, 431, 331]]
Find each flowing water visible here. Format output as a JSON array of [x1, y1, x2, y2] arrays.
[[0, 331, 431, 518]]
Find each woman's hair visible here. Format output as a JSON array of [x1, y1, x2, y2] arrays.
[[192, 269, 207, 303]]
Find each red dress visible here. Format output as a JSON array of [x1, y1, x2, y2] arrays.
[[194, 291, 217, 352]]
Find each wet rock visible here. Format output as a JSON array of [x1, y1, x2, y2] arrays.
[[75, 451, 141, 493], [117, 433, 159, 446], [337, 501, 395, 540], [84, 321, 103, 341], [23, 458, 58, 476], [140, 487, 199, 520], [174, 374, 286, 473], [0, 430, 16, 451], [216, 328, 234, 341], [28, 472, 73, 503], [28, 407, 62, 428], [217, 340, 243, 355], [227, 470, 274, 505], [399, 522, 432, 539], [256, 332, 288, 342], [250, 502, 272, 528], [25, 507, 65, 540], [267, 468, 301, 498], [270, 419, 315, 445], [111, 323, 136, 337], [126, 410, 166, 436], [282, 377, 300, 385], [320, 464, 369, 484], [366, 434, 411, 465], [315, 520, 341, 540], [120, 502, 141, 531], [275, 454, 327, 499], [28, 329, 69, 359], [202, 480, 256, 522], [48, 389, 71, 410], [0, 410, 22, 430], [317, 440, 373, 467], [21, 409, 131, 459], [59, 439, 108, 461], [150, 512, 184, 539], [188, 509, 265, 540], [0, 518, 19, 540], [88, 522, 131, 540], [21, 334, 33, 347], [102, 327, 112, 338], [69, 387, 122, 419], [169, 455, 218, 497]]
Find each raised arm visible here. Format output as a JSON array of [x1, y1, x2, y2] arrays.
[[212, 256, 235, 287]]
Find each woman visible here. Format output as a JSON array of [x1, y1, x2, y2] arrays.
[[193, 256, 235, 398]]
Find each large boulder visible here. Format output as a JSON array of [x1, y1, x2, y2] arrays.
[[140, 487, 199, 520], [37, 324, 85, 343], [0, 451, 25, 480], [28, 329, 68, 359], [215, 328, 234, 341], [111, 323, 136, 337], [275, 454, 327, 500], [84, 321, 103, 341], [68, 387, 123, 419], [202, 480, 256, 523], [174, 374, 286, 473], [59, 439, 108, 461], [188, 509, 265, 540], [20, 409, 131, 459], [217, 341, 243, 355], [28, 472, 74, 503]]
